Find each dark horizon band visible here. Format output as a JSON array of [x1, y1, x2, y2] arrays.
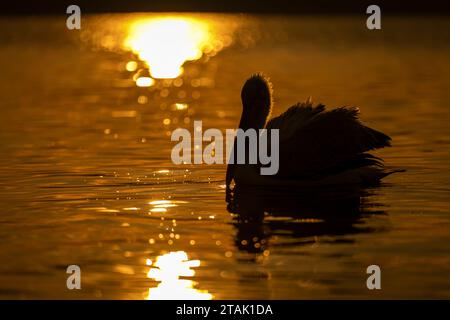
[[1, 0, 450, 15]]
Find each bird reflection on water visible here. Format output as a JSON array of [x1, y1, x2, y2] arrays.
[[227, 185, 385, 255]]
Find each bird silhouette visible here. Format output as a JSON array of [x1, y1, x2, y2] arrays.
[[226, 73, 402, 203]]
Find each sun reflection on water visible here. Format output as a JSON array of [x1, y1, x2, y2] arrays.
[[125, 17, 212, 79], [148, 199, 188, 214], [145, 251, 213, 300]]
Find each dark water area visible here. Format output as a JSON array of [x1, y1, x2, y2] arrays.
[[0, 14, 449, 299]]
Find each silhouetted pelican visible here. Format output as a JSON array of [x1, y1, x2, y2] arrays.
[[226, 74, 402, 201]]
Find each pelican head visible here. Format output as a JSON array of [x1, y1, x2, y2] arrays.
[[240, 73, 273, 130]]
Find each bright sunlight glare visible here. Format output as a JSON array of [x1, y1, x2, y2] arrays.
[[125, 17, 211, 79], [145, 251, 213, 300]]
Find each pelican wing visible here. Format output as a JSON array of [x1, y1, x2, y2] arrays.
[[266, 103, 391, 178], [266, 102, 325, 141]]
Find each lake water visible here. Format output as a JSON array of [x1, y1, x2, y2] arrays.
[[0, 13, 450, 299]]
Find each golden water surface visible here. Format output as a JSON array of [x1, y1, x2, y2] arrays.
[[0, 14, 449, 299]]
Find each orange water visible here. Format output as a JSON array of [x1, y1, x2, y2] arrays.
[[0, 14, 449, 299]]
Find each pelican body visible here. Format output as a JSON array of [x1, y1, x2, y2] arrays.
[[226, 74, 401, 200]]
